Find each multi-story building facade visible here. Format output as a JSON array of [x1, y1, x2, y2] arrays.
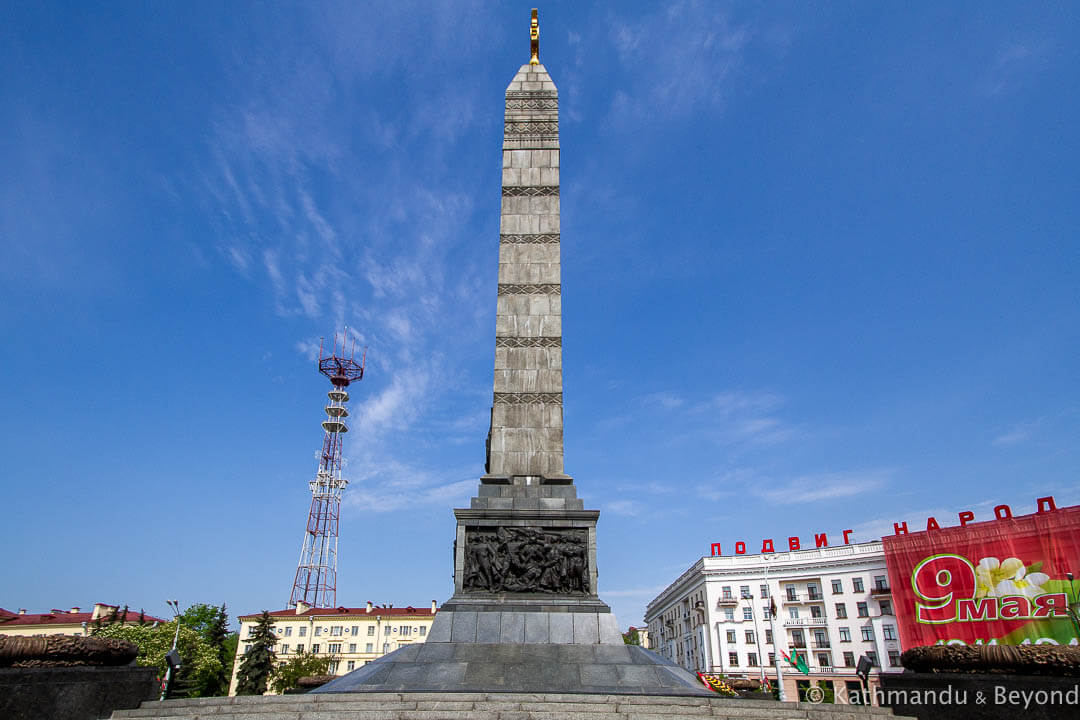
[[644, 541, 901, 703], [229, 601, 438, 695], [0, 603, 165, 638]]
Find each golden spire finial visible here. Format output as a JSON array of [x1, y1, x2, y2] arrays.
[[529, 9, 540, 65]]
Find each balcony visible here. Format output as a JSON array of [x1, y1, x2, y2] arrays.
[[782, 593, 826, 604], [812, 641, 832, 649], [783, 617, 829, 627], [717, 595, 739, 606], [871, 585, 891, 596]]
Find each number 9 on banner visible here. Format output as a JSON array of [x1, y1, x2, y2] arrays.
[[912, 553, 976, 624]]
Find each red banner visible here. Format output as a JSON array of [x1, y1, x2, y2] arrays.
[[883, 505, 1080, 648]]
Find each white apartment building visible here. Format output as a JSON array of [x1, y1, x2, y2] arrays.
[[229, 601, 438, 695], [644, 541, 901, 703]]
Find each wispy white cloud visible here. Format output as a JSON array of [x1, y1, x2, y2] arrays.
[[606, 1, 753, 121], [752, 470, 889, 505], [604, 499, 646, 517], [977, 39, 1052, 97], [993, 420, 1038, 446]]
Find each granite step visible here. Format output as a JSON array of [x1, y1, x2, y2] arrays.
[[111, 691, 908, 720]]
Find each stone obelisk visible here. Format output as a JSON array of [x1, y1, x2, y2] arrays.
[[315, 11, 710, 694]]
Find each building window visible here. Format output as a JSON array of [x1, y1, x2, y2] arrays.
[[315, 627, 322, 636], [722, 585, 732, 599], [281, 644, 289, 654], [312, 644, 321, 654], [248, 626, 258, 637], [382, 643, 390, 654], [401, 626, 412, 636], [328, 643, 341, 653], [748, 653, 758, 666], [745, 630, 755, 644], [789, 607, 799, 620], [888, 650, 902, 667], [726, 630, 736, 643], [728, 652, 739, 666], [786, 585, 797, 601], [419, 626, 426, 636], [351, 626, 358, 636], [813, 629, 829, 648], [284, 627, 292, 637], [838, 627, 851, 642], [844, 651, 855, 667], [366, 643, 373, 652], [384, 626, 392, 636], [808, 584, 821, 600], [331, 626, 343, 636], [296, 643, 304, 653], [347, 660, 355, 670], [349, 643, 356, 653], [860, 627, 874, 642], [724, 608, 735, 621], [831, 579, 843, 594], [852, 578, 864, 593], [883, 625, 897, 640], [879, 599, 893, 615], [328, 661, 338, 674], [299, 626, 307, 637], [768, 652, 775, 665], [740, 585, 751, 599], [791, 630, 805, 648], [818, 653, 831, 668], [743, 607, 753, 621], [765, 629, 773, 644], [874, 575, 888, 591], [762, 606, 771, 620], [367, 626, 375, 636], [866, 651, 878, 666], [856, 602, 869, 618], [835, 603, 847, 619], [810, 605, 823, 619]]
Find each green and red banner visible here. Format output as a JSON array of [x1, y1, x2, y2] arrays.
[[883, 503, 1080, 648]]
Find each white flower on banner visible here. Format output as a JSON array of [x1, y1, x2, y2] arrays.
[[974, 556, 1049, 599]]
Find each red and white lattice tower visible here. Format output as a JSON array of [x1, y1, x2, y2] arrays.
[[289, 330, 365, 609]]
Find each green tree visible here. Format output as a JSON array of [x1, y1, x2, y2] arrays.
[[168, 602, 234, 696], [622, 627, 641, 645], [235, 611, 277, 696], [179, 603, 226, 640], [269, 651, 335, 694], [91, 622, 224, 698]]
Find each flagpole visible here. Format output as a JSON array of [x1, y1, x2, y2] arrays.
[[765, 560, 787, 702]]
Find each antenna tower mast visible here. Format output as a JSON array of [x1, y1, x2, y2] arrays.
[[289, 329, 366, 609]]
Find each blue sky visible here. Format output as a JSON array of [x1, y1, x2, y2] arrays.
[[2, 2, 1078, 628]]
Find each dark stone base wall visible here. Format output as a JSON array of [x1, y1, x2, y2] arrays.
[[0, 665, 159, 720], [879, 672, 1080, 720]]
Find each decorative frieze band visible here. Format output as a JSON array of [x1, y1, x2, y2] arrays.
[[505, 121, 559, 134], [506, 91, 558, 100], [493, 392, 563, 405], [505, 97, 559, 110], [502, 186, 559, 197], [500, 233, 560, 244], [497, 283, 561, 295], [495, 336, 562, 348]]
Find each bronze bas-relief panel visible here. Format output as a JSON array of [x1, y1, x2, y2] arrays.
[[462, 526, 590, 595]]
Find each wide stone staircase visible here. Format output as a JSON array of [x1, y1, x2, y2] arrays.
[[111, 691, 911, 720]]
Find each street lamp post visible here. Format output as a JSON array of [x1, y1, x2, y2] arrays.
[[764, 562, 787, 701], [160, 600, 182, 702], [746, 598, 767, 686]]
